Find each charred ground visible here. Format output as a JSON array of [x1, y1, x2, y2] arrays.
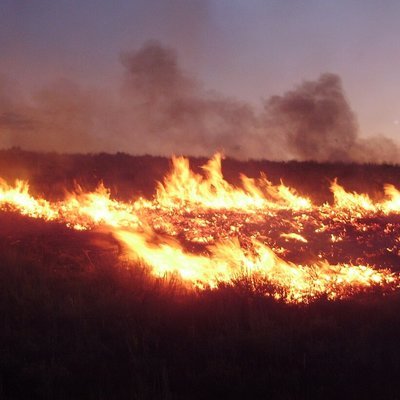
[[2, 149, 400, 399]]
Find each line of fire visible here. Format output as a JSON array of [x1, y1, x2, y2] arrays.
[[2, 152, 400, 303]]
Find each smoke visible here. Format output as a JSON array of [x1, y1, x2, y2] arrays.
[[0, 41, 399, 163], [263, 73, 358, 162], [0, 75, 112, 152], [263, 73, 400, 163], [0, 75, 32, 148], [118, 41, 264, 158]]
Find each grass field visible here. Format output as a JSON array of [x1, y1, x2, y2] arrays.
[[2, 149, 400, 399]]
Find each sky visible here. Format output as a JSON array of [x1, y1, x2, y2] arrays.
[[1, 0, 400, 159]]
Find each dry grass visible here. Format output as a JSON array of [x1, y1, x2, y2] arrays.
[[1, 214, 400, 399]]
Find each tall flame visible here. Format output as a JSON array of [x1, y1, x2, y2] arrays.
[[0, 178, 56, 220], [1, 153, 400, 303], [330, 179, 400, 214], [156, 153, 312, 211]]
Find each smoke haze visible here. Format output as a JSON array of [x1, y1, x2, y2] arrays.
[[0, 41, 398, 163], [264, 73, 400, 163]]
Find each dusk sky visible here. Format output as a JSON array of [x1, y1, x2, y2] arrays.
[[1, 0, 400, 158]]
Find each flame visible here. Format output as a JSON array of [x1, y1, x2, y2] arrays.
[[0, 179, 140, 230], [1, 153, 400, 303], [330, 179, 400, 214], [156, 153, 312, 211], [114, 228, 395, 302], [0, 178, 56, 220], [330, 179, 376, 213], [382, 184, 400, 213], [280, 232, 308, 243], [60, 184, 140, 229]]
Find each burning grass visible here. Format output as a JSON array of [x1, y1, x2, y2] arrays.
[[3, 150, 400, 397], [2, 152, 400, 303], [2, 213, 400, 399]]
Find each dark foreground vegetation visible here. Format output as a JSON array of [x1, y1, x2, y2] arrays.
[[1, 214, 400, 399]]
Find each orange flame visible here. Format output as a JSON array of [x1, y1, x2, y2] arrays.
[[156, 153, 312, 211], [330, 179, 376, 213], [0, 179, 56, 220], [114, 229, 396, 302], [330, 179, 400, 214], [1, 154, 400, 303]]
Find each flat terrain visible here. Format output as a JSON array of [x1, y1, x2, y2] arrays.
[[2, 149, 400, 399]]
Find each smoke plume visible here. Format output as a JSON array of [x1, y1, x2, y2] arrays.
[[0, 41, 398, 163], [118, 41, 263, 158], [263, 73, 399, 163]]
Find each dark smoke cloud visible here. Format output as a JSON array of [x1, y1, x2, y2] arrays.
[[264, 73, 358, 162], [0, 41, 399, 163], [263, 73, 400, 163]]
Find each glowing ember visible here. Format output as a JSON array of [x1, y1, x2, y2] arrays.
[[1, 153, 400, 303]]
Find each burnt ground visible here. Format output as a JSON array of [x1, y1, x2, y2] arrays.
[[2, 150, 400, 399]]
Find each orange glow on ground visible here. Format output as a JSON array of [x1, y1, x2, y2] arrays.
[[1, 153, 400, 303]]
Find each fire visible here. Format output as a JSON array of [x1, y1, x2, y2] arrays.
[[330, 179, 376, 213], [1, 153, 400, 303], [0, 178, 57, 220], [156, 153, 312, 211], [114, 229, 396, 302], [0, 179, 140, 230], [60, 184, 140, 230], [280, 232, 308, 243], [330, 179, 400, 214]]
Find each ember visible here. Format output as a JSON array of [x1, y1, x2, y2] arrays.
[[1, 154, 400, 302]]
